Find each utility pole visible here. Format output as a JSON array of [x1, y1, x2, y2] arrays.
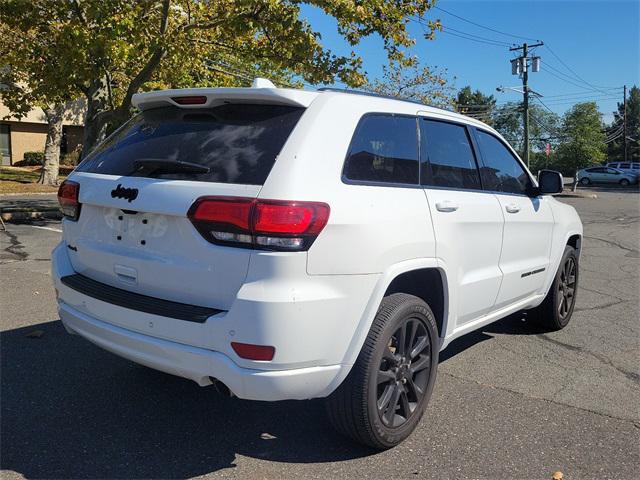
[[509, 41, 544, 168], [623, 85, 628, 162]]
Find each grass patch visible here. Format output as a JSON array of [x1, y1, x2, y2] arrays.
[[0, 166, 67, 194]]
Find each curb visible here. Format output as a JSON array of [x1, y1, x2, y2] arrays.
[[556, 191, 598, 199], [1, 209, 62, 222]]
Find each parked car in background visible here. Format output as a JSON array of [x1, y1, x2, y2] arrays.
[[606, 162, 640, 176], [577, 166, 638, 186]]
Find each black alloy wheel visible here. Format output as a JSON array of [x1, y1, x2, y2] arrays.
[[376, 317, 431, 427], [557, 255, 577, 320]]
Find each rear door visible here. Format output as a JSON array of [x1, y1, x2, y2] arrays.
[[473, 128, 554, 307], [65, 103, 305, 311], [419, 118, 504, 326]]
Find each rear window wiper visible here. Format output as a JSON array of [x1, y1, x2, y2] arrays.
[[133, 158, 210, 175]]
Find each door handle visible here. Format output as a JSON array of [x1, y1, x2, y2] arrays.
[[435, 201, 459, 212], [505, 204, 520, 213]]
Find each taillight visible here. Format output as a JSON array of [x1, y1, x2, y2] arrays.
[[57, 180, 81, 221], [187, 197, 330, 251]]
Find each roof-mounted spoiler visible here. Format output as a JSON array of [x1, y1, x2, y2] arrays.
[[132, 78, 317, 111]]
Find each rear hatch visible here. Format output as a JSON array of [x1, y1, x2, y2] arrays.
[[63, 100, 306, 311]]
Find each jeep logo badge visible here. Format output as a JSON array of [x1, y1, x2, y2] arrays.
[[111, 184, 138, 203]]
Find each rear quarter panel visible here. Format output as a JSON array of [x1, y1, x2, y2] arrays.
[[259, 94, 436, 275]]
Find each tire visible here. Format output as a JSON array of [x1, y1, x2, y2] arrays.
[[620, 178, 630, 187], [531, 245, 579, 331], [325, 293, 439, 449], [579, 177, 590, 186]]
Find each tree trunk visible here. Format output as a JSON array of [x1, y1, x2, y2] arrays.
[[38, 105, 65, 186], [81, 77, 111, 159]]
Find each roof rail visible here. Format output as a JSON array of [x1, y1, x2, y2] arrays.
[[317, 87, 433, 108]]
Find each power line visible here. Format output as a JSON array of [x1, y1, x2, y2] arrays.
[[533, 97, 556, 115], [432, 5, 539, 42], [540, 64, 608, 93], [543, 88, 623, 99], [545, 44, 617, 93], [442, 26, 512, 46], [438, 28, 512, 47]]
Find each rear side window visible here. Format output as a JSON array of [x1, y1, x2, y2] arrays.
[[476, 130, 532, 195], [420, 119, 481, 190], [343, 114, 419, 184], [76, 104, 305, 185]]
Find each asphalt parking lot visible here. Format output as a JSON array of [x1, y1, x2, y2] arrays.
[[1, 190, 638, 479]]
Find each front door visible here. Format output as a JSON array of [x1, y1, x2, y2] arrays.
[[474, 129, 554, 308], [419, 118, 504, 326]]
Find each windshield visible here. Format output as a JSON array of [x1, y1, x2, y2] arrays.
[[76, 104, 305, 185]]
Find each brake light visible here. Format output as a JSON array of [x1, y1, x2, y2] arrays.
[[231, 342, 275, 361], [187, 197, 330, 251], [171, 95, 207, 105], [57, 180, 81, 220]]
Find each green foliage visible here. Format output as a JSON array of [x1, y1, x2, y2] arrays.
[[455, 86, 496, 124], [366, 61, 454, 108], [61, 146, 82, 167], [21, 151, 45, 166], [555, 102, 606, 173], [607, 85, 640, 162], [493, 102, 560, 157], [0, 0, 441, 153]]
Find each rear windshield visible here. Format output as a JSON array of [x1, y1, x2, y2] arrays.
[[76, 104, 305, 184]]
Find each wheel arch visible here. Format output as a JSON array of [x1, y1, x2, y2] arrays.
[[339, 258, 451, 371], [567, 233, 582, 255]]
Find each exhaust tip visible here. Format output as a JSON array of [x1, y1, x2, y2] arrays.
[[210, 377, 235, 397]]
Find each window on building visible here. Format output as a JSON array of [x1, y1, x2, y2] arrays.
[[0, 124, 11, 166]]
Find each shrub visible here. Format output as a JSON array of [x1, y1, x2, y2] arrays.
[[22, 151, 45, 166], [61, 146, 82, 166]]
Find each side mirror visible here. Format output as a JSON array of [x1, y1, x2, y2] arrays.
[[537, 169, 564, 195]]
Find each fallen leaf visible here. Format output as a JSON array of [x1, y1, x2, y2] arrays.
[[26, 330, 44, 338], [260, 433, 277, 440]]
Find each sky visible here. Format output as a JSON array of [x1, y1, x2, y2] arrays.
[[300, 0, 640, 124]]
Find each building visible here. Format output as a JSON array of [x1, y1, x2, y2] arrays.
[[0, 100, 85, 166]]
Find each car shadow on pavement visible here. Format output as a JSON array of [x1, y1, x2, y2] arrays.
[[440, 311, 546, 363], [0, 320, 374, 479]]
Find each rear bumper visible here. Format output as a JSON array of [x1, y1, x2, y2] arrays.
[[59, 300, 345, 401], [51, 241, 378, 400]]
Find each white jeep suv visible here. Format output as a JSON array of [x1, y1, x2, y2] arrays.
[[52, 81, 583, 449]]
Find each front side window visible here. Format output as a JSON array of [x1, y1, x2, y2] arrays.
[[620, 163, 631, 168], [476, 130, 532, 195], [76, 104, 305, 185], [343, 114, 419, 184], [420, 119, 481, 190]]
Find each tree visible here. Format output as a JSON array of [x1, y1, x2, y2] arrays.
[[493, 102, 560, 158], [0, 22, 73, 185], [608, 85, 640, 162], [555, 102, 606, 174], [1, 0, 441, 159], [455, 86, 496, 124], [366, 60, 454, 108]]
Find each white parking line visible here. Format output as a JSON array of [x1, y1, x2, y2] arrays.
[[31, 225, 63, 233]]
